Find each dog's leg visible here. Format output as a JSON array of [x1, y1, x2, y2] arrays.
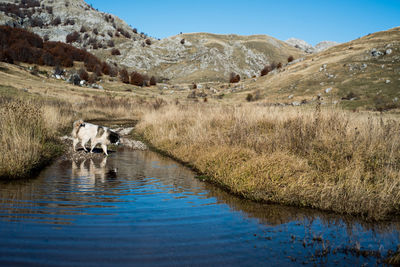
[[90, 140, 98, 153], [73, 138, 79, 152], [81, 137, 90, 152], [101, 144, 108, 156]]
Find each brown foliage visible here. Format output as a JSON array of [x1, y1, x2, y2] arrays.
[[119, 69, 129, 84], [66, 31, 80, 43], [78, 68, 89, 81], [288, 55, 294, 63], [130, 71, 144, 86], [0, 26, 111, 76], [111, 48, 121, 55], [145, 39, 152, 46], [150, 76, 157, 86], [229, 72, 240, 83], [51, 16, 61, 26]]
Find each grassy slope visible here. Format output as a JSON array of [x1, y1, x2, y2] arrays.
[[234, 27, 400, 110]]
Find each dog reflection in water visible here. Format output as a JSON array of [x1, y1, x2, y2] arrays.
[[71, 157, 117, 189]]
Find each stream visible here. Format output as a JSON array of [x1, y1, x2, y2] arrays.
[[0, 148, 399, 266]]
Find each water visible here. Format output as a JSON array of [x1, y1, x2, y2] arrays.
[[0, 148, 399, 266]]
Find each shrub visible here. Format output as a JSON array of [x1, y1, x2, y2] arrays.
[[109, 66, 118, 77], [93, 28, 98, 35], [119, 69, 129, 84], [180, 39, 185, 45], [101, 62, 110, 75], [107, 40, 115, 47], [31, 17, 44, 27], [130, 71, 144, 86], [78, 68, 88, 81], [88, 73, 97, 84], [80, 26, 87, 33], [246, 93, 253, 102], [51, 16, 61, 26], [66, 31, 80, 43], [150, 76, 156, 86], [132, 28, 138, 34], [192, 83, 197, 89], [64, 18, 75, 25], [0, 26, 110, 75], [111, 48, 120, 55], [260, 66, 271, 76], [145, 39, 152, 45], [107, 31, 113, 37], [229, 72, 240, 83], [277, 62, 282, 69], [288, 55, 294, 63]]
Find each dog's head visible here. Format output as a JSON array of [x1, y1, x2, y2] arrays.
[[72, 119, 85, 137], [108, 130, 120, 145], [73, 119, 85, 129]]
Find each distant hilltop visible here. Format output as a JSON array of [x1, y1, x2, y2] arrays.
[[285, 38, 339, 53]]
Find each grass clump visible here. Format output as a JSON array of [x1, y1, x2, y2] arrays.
[[136, 103, 400, 220], [0, 98, 65, 179]]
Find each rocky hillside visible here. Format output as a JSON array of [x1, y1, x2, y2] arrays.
[[285, 38, 339, 53], [0, 0, 304, 82], [241, 27, 400, 111]]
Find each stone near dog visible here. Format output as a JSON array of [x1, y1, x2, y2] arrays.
[[80, 80, 85, 86], [56, 74, 61, 79], [325, 87, 332, 93]]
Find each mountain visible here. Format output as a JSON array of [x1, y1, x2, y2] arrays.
[[0, 0, 304, 82], [285, 38, 339, 53], [241, 27, 400, 110]]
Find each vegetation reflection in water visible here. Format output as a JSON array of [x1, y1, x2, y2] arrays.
[[0, 149, 399, 266]]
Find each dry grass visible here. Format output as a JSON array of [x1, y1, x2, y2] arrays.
[[136, 103, 400, 220], [0, 98, 63, 179]]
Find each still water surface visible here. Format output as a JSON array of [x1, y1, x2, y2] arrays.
[[0, 148, 399, 266]]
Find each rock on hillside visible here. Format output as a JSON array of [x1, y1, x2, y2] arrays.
[[285, 38, 339, 53], [0, 0, 304, 82]]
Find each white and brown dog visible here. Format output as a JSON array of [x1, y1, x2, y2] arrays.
[[72, 120, 120, 155]]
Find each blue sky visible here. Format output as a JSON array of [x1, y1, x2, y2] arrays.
[[87, 0, 400, 45]]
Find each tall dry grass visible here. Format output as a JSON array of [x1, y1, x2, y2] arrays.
[[136, 103, 400, 220], [0, 98, 64, 179]]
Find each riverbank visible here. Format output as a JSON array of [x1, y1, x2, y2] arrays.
[[135, 103, 400, 221]]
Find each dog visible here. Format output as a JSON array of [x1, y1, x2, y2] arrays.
[[72, 119, 120, 156]]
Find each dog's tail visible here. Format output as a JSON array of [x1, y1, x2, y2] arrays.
[[72, 119, 84, 138]]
